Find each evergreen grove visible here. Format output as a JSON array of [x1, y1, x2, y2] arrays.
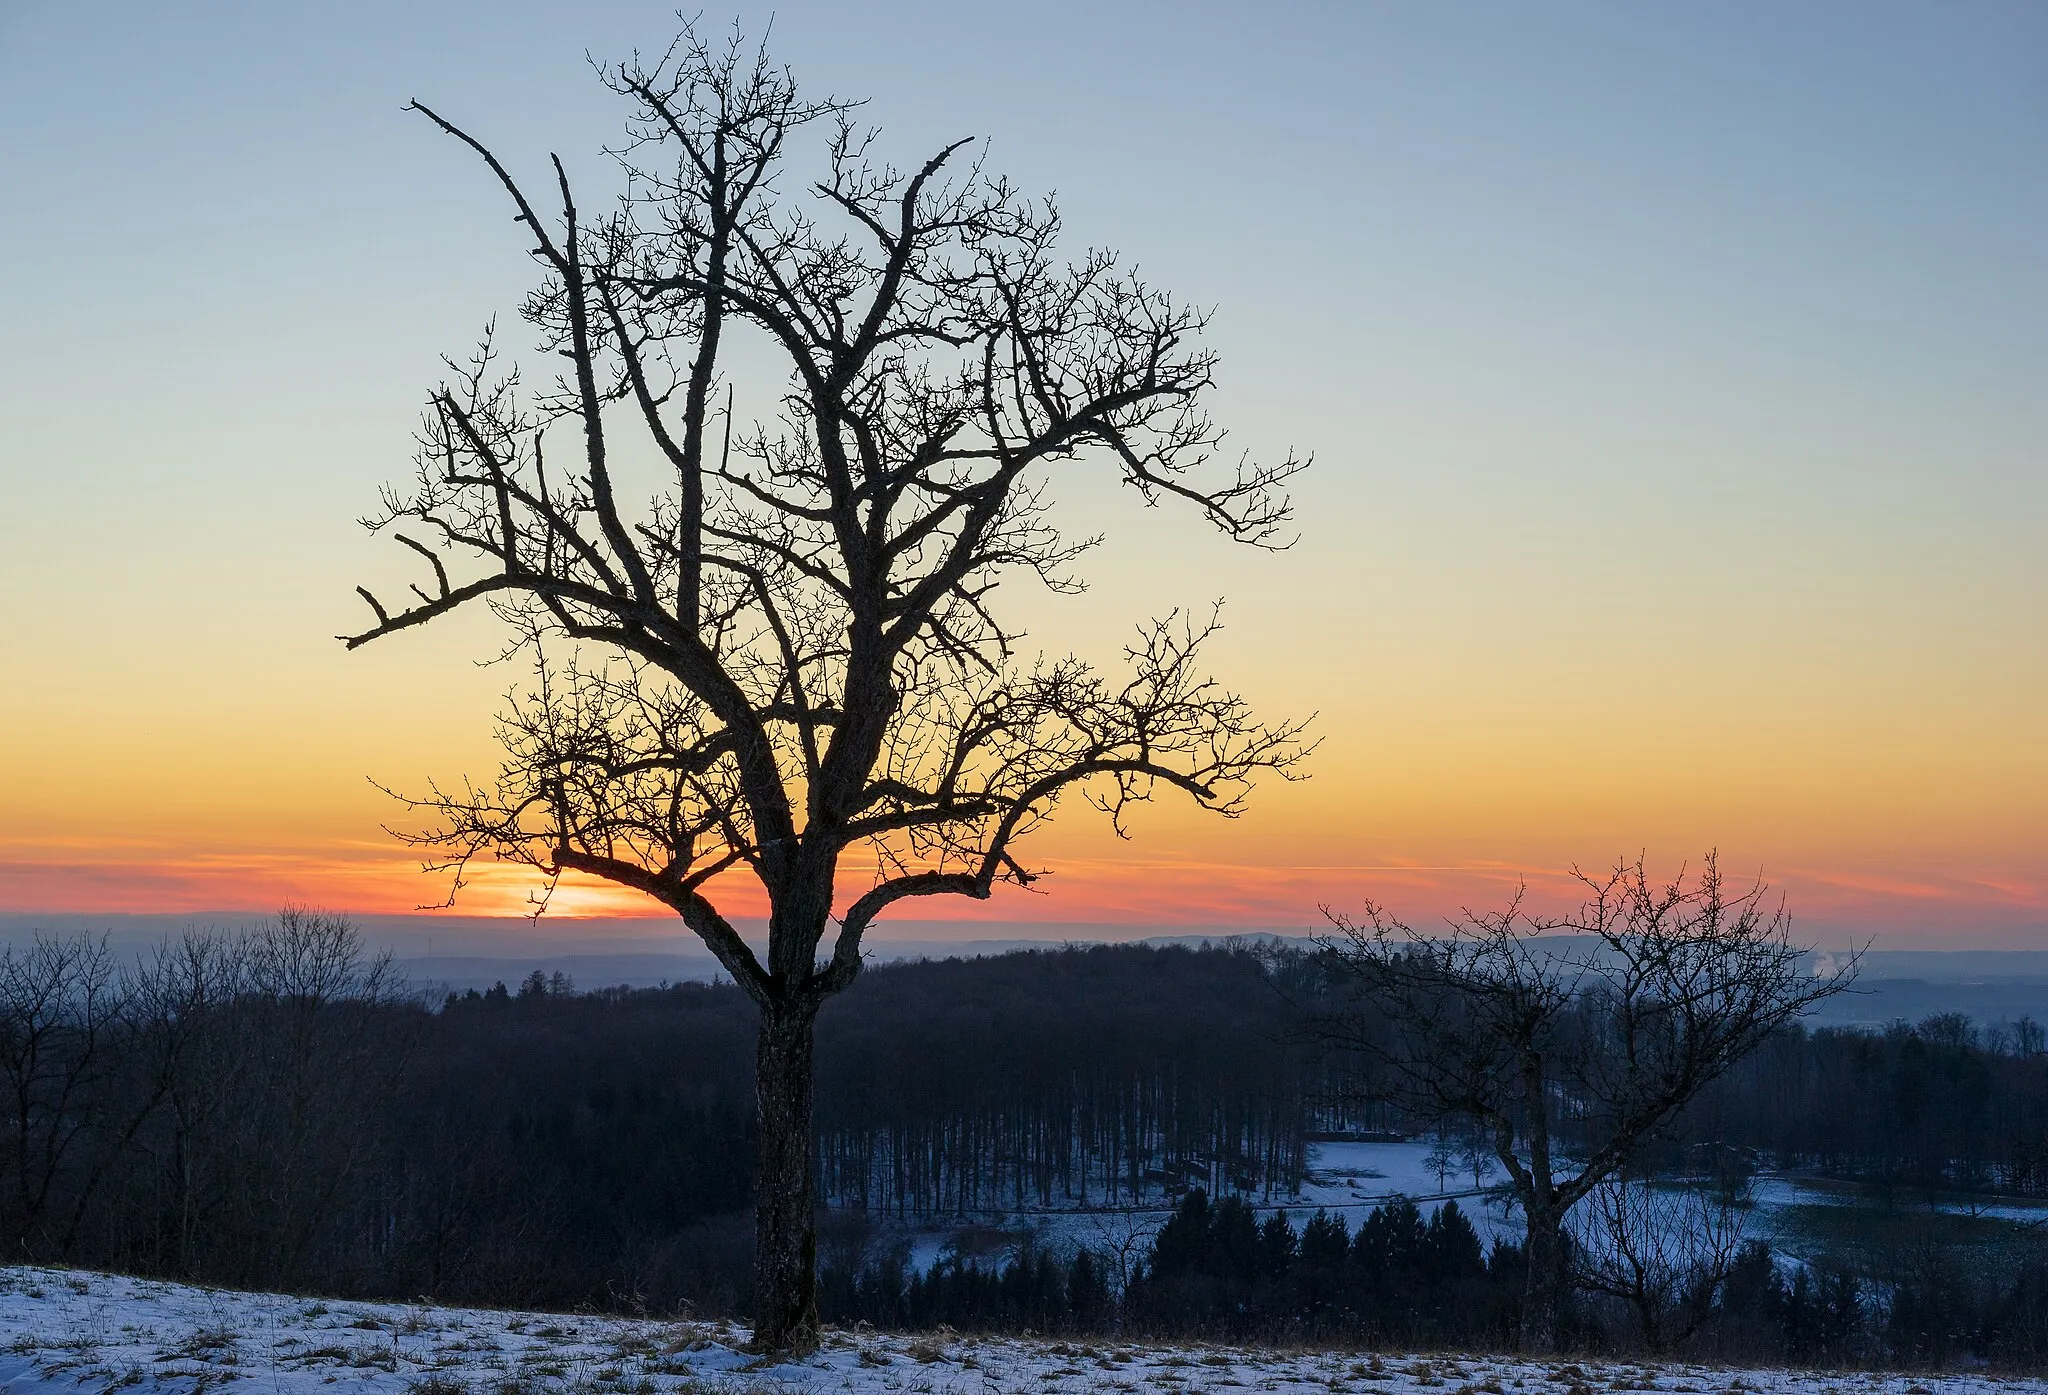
[[824, 1188, 2048, 1369]]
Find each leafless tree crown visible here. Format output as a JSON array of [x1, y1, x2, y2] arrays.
[[1315, 852, 1857, 1348], [346, 29, 1308, 1006], [1571, 1175, 1750, 1353], [1322, 854, 1853, 1190]]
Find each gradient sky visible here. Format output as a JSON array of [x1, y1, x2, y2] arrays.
[[1, 2, 2042, 945]]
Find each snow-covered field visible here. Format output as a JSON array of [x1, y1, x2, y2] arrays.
[[873, 1142, 1529, 1272], [0, 1266, 2034, 1395], [1293, 1142, 1522, 1245], [867, 1143, 2048, 1276]]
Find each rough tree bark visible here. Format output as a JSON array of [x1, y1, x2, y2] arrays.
[[1510, 1053, 1569, 1352], [754, 998, 820, 1345], [342, 25, 1306, 1353]]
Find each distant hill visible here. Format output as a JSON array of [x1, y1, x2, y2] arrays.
[[7, 913, 2048, 1026]]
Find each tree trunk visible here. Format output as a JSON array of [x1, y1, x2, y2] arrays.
[[1515, 1051, 1565, 1354], [752, 1000, 820, 1353], [1521, 1210, 1566, 1354]]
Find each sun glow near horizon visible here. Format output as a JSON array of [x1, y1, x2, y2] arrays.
[[0, 3, 2040, 947]]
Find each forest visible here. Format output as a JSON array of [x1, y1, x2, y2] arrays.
[[8, 914, 2048, 1367]]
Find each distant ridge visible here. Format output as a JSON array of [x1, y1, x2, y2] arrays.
[[398, 932, 1310, 994], [7, 914, 2048, 1026]]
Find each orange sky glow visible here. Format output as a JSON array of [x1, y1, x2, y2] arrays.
[[1, 5, 2041, 950]]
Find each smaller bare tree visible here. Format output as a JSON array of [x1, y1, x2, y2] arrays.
[[1571, 1174, 1749, 1353], [133, 911, 414, 1286], [1086, 1206, 1163, 1297], [1461, 1131, 1498, 1195], [1314, 852, 1856, 1352], [1425, 1130, 1458, 1193], [0, 935, 164, 1259]]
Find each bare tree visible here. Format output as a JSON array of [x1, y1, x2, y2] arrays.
[[128, 911, 413, 1287], [1460, 1131, 1498, 1194], [343, 27, 1307, 1350], [1570, 1174, 1749, 1353], [129, 928, 247, 1271], [1425, 1129, 1457, 1193], [1314, 852, 1853, 1352], [0, 935, 146, 1257]]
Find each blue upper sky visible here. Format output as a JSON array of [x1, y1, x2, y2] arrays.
[[1, 2, 2042, 942]]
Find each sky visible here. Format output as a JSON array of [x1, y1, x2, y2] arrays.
[[0, 1, 2042, 948]]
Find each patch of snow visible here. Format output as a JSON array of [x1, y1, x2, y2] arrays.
[[838, 1142, 1531, 1270], [833, 1143, 2048, 1284], [0, 1265, 2035, 1395]]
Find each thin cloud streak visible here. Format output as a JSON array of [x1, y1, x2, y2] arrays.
[[4, 845, 2040, 945]]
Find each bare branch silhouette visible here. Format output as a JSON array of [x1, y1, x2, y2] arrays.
[[345, 22, 1308, 1351], [1312, 852, 1857, 1352]]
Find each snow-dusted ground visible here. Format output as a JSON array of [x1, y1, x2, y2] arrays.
[[1294, 1142, 1522, 1246], [0, 1266, 2033, 1395], [1746, 1177, 2048, 1228]]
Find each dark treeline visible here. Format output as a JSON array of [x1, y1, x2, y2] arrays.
[[1664, 1014, 2048, 1196], [0, 924, 1310, 1313], [0, 917, 420, 1289], [0, 916, 765, 1312], [821, 1188, 2048, 1370], [17, 918, 2048, 1369], [817, 1191, 1519, 1344], [1708, 1240, 2048, 1371], [1124, 1191, 1518, 1345], [815, 944, 1308, 1215], [1315, 981, 2048, 1207]]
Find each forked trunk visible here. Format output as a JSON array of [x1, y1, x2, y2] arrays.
[[751, 1001, 820, 1353]]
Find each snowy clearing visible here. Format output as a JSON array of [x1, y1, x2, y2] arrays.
[[864, 1142, 2048, 1278], [0, 1266, 2035, 1395]]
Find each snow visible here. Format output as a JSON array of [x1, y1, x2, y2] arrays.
[[1292, 1142, 1523, 1247], [858, 1142, 1530, 1273], [1746, 1177, 2048, 1227], [854, 1144, 2048, 1281], [0, 1265, 2037, 1395]]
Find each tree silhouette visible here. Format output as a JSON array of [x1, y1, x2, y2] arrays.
[[1315, 853, 1853, 1352], [344, 26, 1307, 1350]]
